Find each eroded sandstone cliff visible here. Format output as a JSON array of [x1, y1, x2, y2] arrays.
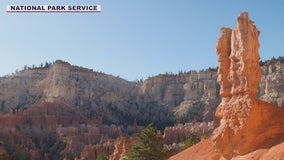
[[0, 57, 283, 129], [0, 60, 220, 129], [259, 61, 284, 107]]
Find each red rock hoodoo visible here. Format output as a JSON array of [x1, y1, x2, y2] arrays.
[[109, 137, 136, 160], [213, 12, 284, 159], [170, 12, 284, 160]]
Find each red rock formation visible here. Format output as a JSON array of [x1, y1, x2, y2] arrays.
[[163, 122, 214, 145], [169, 12, 284, 160], [216, 27, 232, 98], [79, 145, 98, 160], [0, 102, 88, 129], [79, 142, 114, 160], [109, 137, 136, 160], [213, 12, 284, 159]]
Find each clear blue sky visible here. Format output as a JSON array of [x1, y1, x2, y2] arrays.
[[0, 1, 283, 81]]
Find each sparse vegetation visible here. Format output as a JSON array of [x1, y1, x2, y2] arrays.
[[22, 61, 54, 71], [177, 102, 205, 123], [126, 124, 170, 160], [96, 153, 108, 160], [181, 134, 201, 150], [260, 56, 284, 66]]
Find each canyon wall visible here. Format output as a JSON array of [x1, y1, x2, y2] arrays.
[[259, 61, 284, 107], [0, 59, 283, 128]]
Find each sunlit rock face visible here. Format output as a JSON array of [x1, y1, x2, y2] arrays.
[[259, 61, 284, 107], [169, 12, 284, 160], [0, 56, 283, 128], [213, 12, 284, 159]]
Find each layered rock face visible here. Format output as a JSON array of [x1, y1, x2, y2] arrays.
[[259, 61, 284, 107], [0, 59, 283, 128], [213, 12, 284, 159], [0, 60, 139, 125], [138, 71, 220, 123], [170, 12, 284, 160], [0, 60, 221, 127]]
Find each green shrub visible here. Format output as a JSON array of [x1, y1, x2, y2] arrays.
[[181, 134, 200, 150], [126, 124, 169, 160], [96, 153, 108, 160]]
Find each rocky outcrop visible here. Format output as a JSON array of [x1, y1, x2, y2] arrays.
[[170, 12, 284, 160], [109, 137, 136, 160], [259, 61, 284, 107], [0, 69, 47, 112], [137, 71, 220, 125], [163, 122, 214, 145], [213, 12, 284, 159]]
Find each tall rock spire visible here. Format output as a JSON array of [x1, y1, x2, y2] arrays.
[[216, 27, 232, 98], [230, 12, 261, 97], [216, 12, 261, 99], [213, 12, 284, 159], [169, 12, 284, 160]]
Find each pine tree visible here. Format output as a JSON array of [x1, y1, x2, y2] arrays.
[[181, 134, 200, 150], [126, 124, 169, 160], [96, 153, 108, 160]]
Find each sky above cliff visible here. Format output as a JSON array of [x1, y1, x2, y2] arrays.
[[0, 1, 283, 81]]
